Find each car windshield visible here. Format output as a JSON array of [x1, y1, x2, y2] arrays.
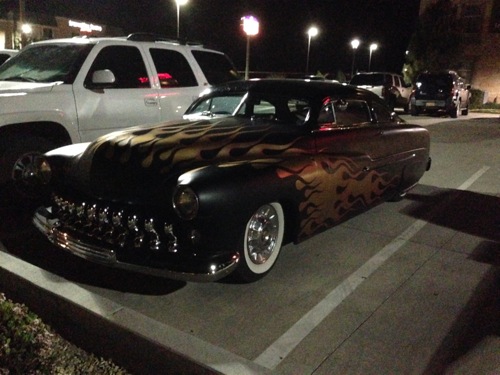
[[185, 90, 314, 125], [0, 43, 94, 84], [184, 93, 246, 119], [350, 73, 388, 86]]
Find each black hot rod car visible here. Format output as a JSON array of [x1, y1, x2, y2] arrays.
[[32, 79, 431, 282]]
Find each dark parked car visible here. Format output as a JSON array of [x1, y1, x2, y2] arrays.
[[32, 79, 431, 283], [411, 70, 470, 118]]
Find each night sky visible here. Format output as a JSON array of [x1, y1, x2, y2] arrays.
[[21, 0, 421, 77]]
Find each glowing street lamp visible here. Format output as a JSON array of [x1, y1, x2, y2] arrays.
[[369, 43, 378, 71], [175, 0, 188, 38], [241, 16, 259, 80], [20, 23, 32, 48], [21, 23, 32, 35], [306, 26, 318, 74], [350, 38, 360, 78]]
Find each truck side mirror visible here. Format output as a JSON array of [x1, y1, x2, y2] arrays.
[[90, 69, 116, 88]]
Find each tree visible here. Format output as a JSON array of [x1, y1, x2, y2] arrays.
[[404, 0, 464, 83]]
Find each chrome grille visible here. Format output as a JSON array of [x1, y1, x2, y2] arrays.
[[52, 195, 178, 253]]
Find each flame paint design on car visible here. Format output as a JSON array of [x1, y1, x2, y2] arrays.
[[276, 156, 398, 239]]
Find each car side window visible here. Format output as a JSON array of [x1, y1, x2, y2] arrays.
[[394, 76, 401, 87], [333, 99, 371, 126], [318, 102, 335, 125], [150, 48, 198, 88], [86, 46, 150, 89], [287, 99, 311, 125], [371, 101, 394, 123]]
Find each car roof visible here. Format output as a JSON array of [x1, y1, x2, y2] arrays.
[[353, 72, 401, 76], [208, 79, 379, 100], [28, 33, 222, 53]]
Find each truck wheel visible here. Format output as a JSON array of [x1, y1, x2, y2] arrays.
[[450, 101, 460, 118], [403, 101, 410, 114], [232, 202, 285, 283], [0, 137, 56, 209]]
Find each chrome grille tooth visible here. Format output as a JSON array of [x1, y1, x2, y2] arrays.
[[145, 218, 161, 251], [164, 223, 178, 253], [51, 196, 179, 253], [128, 215, 144, 248]]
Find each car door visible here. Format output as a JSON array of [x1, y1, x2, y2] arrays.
[[148, 47, 206, 121], [73, 44, 162, 141], [307, 98, 391, 233]]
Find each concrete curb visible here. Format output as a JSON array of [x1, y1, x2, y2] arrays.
[[0, 245, 271, 375]]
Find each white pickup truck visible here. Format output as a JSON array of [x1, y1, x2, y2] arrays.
[[0, 33, 239, 203]]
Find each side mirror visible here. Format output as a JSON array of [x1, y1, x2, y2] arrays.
[[91, 69, 116, 87]]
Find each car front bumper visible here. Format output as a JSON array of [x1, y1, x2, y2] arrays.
[[33, 206, 240, 282]]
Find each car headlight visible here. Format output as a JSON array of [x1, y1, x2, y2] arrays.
[[173, 185, 199, 220]]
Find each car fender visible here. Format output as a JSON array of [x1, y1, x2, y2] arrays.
[[176, 158, 306, 245]]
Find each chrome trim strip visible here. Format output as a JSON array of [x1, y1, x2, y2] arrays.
[[33, 206, 239, 282]]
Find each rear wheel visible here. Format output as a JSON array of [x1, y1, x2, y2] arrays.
[[232, 202, 285, 283], [450, 100, 460, 118], [411, 105, 420, 116], [461, 104, 469, 116]]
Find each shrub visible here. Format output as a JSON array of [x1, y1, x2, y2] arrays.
[[469, 89, 484, 109], [0, 293, 129, 374]]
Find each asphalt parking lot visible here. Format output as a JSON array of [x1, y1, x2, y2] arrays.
[[1, 112, 499, 374]]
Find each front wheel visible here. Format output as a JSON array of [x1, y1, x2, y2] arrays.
[[0, 136, 56, 209], [232, 202, 285, 283]]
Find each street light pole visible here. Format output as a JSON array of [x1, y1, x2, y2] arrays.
[[175, 0, 188, 39], [369, 43, 378, 71], [350, 38, 360, 78], [306, 26, 318, 74], [241, 16, 259, 80]]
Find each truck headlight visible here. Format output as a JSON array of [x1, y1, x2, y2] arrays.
[[173, 186, 199, 220]]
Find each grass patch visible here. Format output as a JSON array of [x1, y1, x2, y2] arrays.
[[0, 293, 130, 374]]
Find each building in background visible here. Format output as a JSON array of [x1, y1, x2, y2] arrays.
[[0, 6, 122, 51], [420, 0, 500, 103]]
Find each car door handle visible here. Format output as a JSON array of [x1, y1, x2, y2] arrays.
[[144, 98, 158, 106]]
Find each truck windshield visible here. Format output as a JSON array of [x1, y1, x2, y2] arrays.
[[0, 43, 94, 84]]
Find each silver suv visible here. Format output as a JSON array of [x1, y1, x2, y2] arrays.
[[350, 72, 413, 112]]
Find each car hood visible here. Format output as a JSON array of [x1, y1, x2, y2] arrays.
[[0, 80, 61, 94], [64, 118, 308, 200]]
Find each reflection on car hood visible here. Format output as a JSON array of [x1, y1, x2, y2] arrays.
[[73, 117, 308, 199], [0, 80, 62, 93]]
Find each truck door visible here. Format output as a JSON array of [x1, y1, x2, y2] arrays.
[[73, 45, 161, 141], [147, 47, 205, 121]]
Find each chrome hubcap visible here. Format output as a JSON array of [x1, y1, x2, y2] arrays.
[[246, 204, 279, 265]]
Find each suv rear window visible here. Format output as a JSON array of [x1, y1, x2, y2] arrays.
[[350, 73, 390, 86], [150, 48, 198, 88], [191, 50, 240, 84], [417, 74, 453, 89]]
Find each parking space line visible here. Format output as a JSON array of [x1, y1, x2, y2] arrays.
[[254, 166, 490, 370]]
